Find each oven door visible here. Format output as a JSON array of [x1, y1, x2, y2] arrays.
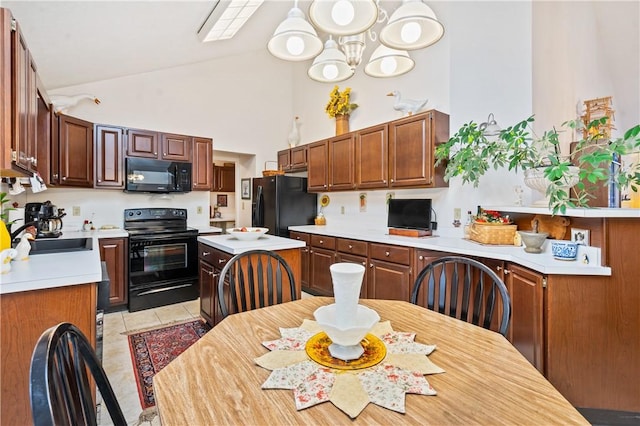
[[128, 231, 198, 311]]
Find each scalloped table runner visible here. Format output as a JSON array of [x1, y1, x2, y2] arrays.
[[254, 319, 445, 418]]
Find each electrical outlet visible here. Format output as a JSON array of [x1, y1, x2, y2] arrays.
[[196, 206, 203, 214], [72, 206, 81, 216], [341, 206, 345, 214]]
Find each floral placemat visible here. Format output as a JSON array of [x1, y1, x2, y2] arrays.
[[254, 319, 444, 418]]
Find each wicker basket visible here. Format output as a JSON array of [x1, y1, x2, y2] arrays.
[[262, 161, 285, 177], [469, 222, 517, 245]]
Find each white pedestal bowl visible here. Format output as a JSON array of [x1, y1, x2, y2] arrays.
[[313, 304, 380, 360]]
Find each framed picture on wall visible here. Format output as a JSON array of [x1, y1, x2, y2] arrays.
[[217, 194, 228, 207], [241, 178, 251, 200]]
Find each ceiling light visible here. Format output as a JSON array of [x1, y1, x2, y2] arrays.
[[198, 0, 265, 42], [364, 45, 415, 78], [308, 0, 378, 36], [268, 1, 324, 61], [379, 0, 445, 50], [308, 38, 353, 82], [270, 0, 444, 82]]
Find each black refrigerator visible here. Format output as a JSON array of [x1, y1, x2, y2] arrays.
[[252, 175, 317, 237]]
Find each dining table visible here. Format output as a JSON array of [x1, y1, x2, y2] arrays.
[[153, 297, 588, 425]]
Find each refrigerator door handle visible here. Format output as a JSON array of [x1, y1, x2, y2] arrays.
[[254, 185, 264, 227]]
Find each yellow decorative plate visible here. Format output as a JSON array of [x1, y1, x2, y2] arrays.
[[305, 332, 386, 370], [320, 195, 330, 207]]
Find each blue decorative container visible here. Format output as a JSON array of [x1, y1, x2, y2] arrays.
[[551, 241, 578, 261]]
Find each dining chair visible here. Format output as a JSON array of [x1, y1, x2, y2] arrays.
[[218, 249, 297, 318], [410, 256, 511, 336], [29, 322, 126, 426]]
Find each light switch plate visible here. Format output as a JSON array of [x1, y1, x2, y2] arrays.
[[571, 228, 590, 245]]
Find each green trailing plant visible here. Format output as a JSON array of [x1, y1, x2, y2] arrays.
[[0, 192, 17, 226], [435, 115, 640, 214]]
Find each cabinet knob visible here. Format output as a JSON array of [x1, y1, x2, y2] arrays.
[[496, 265, 503, 271], [369, 263, 374, 268], [202, 251, 210, 256], [385, 251, 390, 257], [219, 259, 227, 264], [53, 173, 59, 179], [62, 176, 67, 181], [302, 248, 308, 253], [383, 180, 387, 184], [154, 152, 158, 155], [206, 270, 214, 276], [324, 184, 327, 188], [418, 255, 424, 260], [390, 179, 394, 183], [348, 244, 353, 249], [504, 269, 511, 275], [319, 240, 324, 244]]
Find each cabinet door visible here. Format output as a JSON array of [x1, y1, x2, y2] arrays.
[[356, 124, 388, 189], [335, 253, 368, 299], [95, 125, 124, 188], [219, 165, 235, 192], [307, 140, 329, 192], [57, 114, 93, 187], [328, 134, 356, 191], [309, 246, 335, 296], [290, 232, 310, 290], [126, 128, 159, 158], [290, 145, 308, 170], [161, 133, 192, 161], [277, 149, 291, 171], [199, 259, 215, 326], [192, 137, 212, 191], [388, 112, 432, 188], [368, 259, 412, 301], [506, 263, 545, 373], [413, 249, 450, 305], [99, 237, 128, 308]]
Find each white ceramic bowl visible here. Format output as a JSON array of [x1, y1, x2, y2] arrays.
[[313, 304, 379, 347], [227, 227, 268, 241], [551, 241, 578, 260]]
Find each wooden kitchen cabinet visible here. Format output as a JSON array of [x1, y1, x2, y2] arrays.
[[99, 237, 128, 308], [368, 243, 413, 301], [278, 145, 308, 172], [505, 262, 545, 373], [307, 140, 329, 192], [161, 133, 192, 161], [356, 124, 388, 189], [308, 235, 336, 296], [53, 114, 94, 187], [198, 243, 232, 326], [192, 137, 213, 191], [388, 110, 449, 188], [94, 125, 124, 189], [289, 231, 311, 290], [213, 164, 235, 192], [336, 237, 369, 299], [126, 129, 191, 161], [328, 133, 356, 191]]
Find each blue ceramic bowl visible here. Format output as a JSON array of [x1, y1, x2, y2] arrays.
[[551, 241, 578, 261]]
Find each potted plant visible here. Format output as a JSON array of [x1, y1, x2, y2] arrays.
[[435, 115, 640, 214]]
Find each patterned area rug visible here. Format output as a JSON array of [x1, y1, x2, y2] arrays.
[[128, 319, 211, 408]]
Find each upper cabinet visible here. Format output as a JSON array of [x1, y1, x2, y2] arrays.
[[278, 145, 308, 172], [126, 128, 191, 162], [212, 163, 235, 192], [192, 137, 213, 191], [306, 110, 450, 193], [94, 125, 124, 189], [1, 9, 51, 177], [52, 114, 94, 188]]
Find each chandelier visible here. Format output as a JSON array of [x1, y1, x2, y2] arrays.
[[267, 0, 445, 83]]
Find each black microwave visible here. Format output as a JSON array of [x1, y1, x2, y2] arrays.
[[125, 157, 192, 193]]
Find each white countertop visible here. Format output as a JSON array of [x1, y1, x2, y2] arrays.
[[198, 234, 305, 255], [289, 225, 611, 276]]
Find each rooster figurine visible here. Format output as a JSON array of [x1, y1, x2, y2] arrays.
[[386, 91, 428, 116], [288, 116, 300, 148], [50, 94, 101, 114]]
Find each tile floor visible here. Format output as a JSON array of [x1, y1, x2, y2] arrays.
[[100, 299, 201, 425]]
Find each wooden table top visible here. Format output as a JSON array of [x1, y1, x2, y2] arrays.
[[153, 297, 588, 425]]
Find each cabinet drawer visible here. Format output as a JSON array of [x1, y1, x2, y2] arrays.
[[311, 235, 336, 250], [336, 238, 367, 256], [198, 243, 232, 267], [289, 231, 310, 245], [369, 243, 412, 265]]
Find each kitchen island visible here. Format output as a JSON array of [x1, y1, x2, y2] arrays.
[[197, 234, 305, 326]]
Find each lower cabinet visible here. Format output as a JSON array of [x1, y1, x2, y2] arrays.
[[98, 237, 128, 309], [198, 243, 231, 326], [290, 232, 310, 289], [309, 247, 335, 296]]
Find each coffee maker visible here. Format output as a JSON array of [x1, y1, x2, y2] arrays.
[[24, 201, 66, 238]]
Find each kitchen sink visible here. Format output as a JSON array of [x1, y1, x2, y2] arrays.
[[28, 237, 93, 255]]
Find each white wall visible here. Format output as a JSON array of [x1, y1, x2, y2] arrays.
[[29, 1, 637, 235]]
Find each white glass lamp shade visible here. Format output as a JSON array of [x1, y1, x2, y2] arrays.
[[308, 38, 354, 82], [268, 6, 323, 61], [309, 0, 378, 36], [379, 0, 445, 50], [364, 44, 415, 77]]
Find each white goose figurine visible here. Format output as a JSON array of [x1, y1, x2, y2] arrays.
[[15, 233, 34, 261], [386, 91, 429, 116], [50, 94, 101, 114], [288, 116, 300, 147]]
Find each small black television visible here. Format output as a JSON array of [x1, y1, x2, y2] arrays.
[[387, 199, 432, 231]]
